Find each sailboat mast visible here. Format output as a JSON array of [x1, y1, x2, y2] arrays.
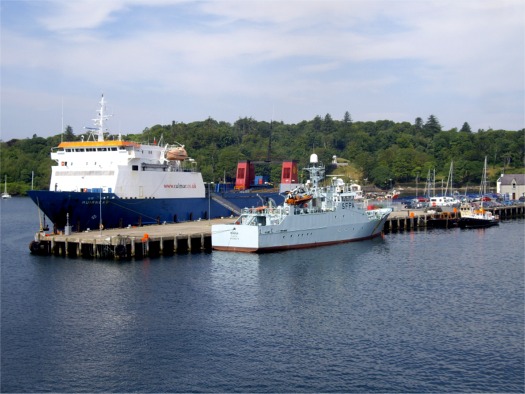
[[479, 156, 488, 196], [450, 161, 453, 196]]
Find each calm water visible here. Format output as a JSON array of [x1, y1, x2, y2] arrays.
[[1, 198, 524, 393]]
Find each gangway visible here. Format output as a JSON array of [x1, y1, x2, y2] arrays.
[[211, 193, 242, 216]]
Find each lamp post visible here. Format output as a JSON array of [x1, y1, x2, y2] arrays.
[[207, 182, 214, 221], [99, 186, 105, 236]]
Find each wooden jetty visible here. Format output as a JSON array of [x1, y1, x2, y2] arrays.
[[29, 204, 524, 259]]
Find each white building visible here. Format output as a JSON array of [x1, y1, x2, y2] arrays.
[[497, 174, 525, 200]]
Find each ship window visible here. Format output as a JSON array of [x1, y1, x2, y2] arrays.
[[111, 147, 117, 151], [132, 165, 139, 171], [98, 148, 107, 151], [66, 149, 72, 152]]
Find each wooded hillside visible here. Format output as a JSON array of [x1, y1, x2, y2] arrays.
[[1, 114, 523, 195]]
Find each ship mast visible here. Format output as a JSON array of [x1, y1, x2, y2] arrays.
[[89, 94, 111, 142], [305, 153, 325, 190]]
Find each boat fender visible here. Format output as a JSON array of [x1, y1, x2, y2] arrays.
[[29, 241, 40, 254], [99, 224, 104, 230], [115, 244, 126, 258]]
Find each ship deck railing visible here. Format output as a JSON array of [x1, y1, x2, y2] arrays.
[[241, 206, 289, 226]]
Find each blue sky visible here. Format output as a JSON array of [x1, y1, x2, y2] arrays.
[[1, 0, 524, 141]]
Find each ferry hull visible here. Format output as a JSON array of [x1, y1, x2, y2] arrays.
[[28, 190, 282, 232], [28, 191, 217, 231]]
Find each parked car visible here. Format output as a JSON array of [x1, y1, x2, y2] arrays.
[[404, 198, 428, 209]]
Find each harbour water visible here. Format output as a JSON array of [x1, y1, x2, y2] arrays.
[[1, 197, 524, 392]]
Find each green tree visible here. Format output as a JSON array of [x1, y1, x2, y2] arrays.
[[343, 111, 352, 125], [460, 122, 472, 133], [322, 113, 335, 134], [423, 115, 442, 137], [414, 117, 424, 131], [63, 125, 75, 141], [312, 115, 322, 133]]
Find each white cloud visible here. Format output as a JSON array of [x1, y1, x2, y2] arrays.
[[1, 0, 523, 140], [37, 0, 128, 31]]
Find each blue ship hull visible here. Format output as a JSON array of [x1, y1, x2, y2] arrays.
[[28, 190, 284, 232]]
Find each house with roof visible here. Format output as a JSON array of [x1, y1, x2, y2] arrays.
[[497, 174, 525, 200]]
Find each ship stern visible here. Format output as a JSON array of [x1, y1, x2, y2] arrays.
[[212, 224, 260, 252]]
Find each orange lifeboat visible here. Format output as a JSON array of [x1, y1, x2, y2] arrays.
[[166, 146, 188, 161], [285, 194, 313, 206]]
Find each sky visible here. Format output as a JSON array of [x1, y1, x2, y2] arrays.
[[1, 0, 524, 141]]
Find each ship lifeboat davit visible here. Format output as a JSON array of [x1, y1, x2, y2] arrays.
[[166, 146, 188, 161]]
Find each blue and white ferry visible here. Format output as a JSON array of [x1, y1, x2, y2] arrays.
[[28, 95, 282, 232]]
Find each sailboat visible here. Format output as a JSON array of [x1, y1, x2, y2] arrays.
[[2, 176, 11, 199], [458, 157, 499, 229]]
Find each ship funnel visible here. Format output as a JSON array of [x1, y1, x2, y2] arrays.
[[309, 153, 318, 164]]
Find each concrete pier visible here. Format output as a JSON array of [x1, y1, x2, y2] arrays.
[[29, 218, 234, 259], [29, 204, 524, 259]]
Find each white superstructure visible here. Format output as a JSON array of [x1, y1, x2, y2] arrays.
[[212, 153, 392, 252], [48, 95, 205, 199]]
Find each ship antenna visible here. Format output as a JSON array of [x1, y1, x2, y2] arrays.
[[61, 97, 64, 142], [91, 94, 112, 142]]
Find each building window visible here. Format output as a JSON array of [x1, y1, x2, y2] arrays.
[[132, 165, 139, 171]]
